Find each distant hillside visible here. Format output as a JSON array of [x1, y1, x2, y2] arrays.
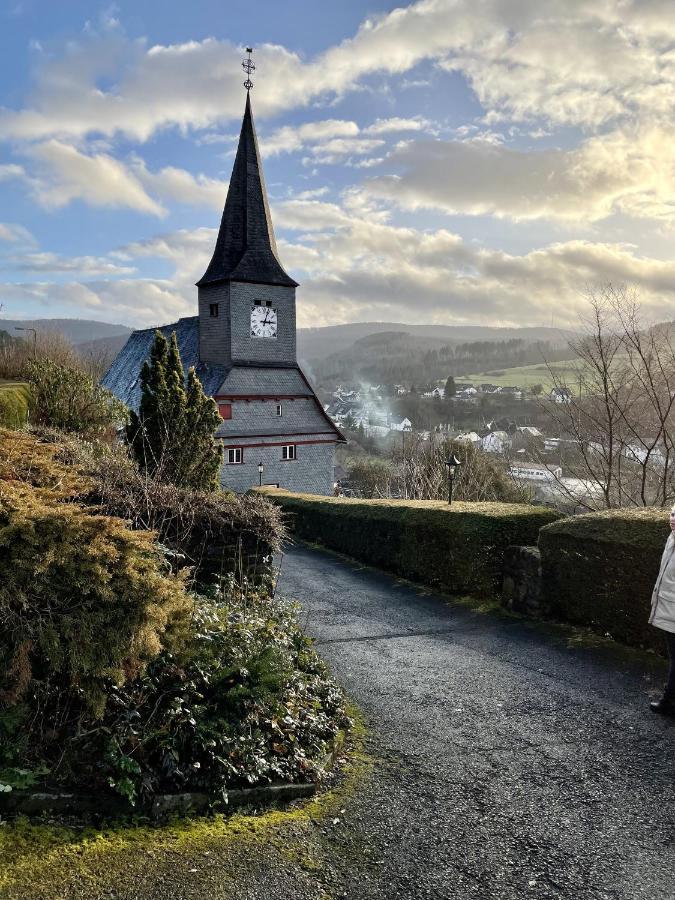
[[297, 322, 574, 364], [76, 333, 130, 363], [310, 328, 577, 388], [0, 318, 132, 345]]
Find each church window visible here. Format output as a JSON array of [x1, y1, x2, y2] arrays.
[[276, 403, 283, 417], [282, 445, 296, 461], [209, 303, 219, 317], [218, 403, 232, 420], [226, 447, 242, 464]]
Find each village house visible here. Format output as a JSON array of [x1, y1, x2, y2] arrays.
[[508, 462, 563, 482], [482, 430, 512, 453], [550, 387, 572, 403], [454, 431, 481, 447], [390, 417, 413, 432]]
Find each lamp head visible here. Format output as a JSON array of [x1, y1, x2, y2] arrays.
[[445, 452, 462, 476], [258, 461, 264, 474]]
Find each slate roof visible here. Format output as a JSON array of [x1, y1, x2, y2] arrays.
[[101, 316, 227, 411], [217, 366, 312, 396], [102, 318, 345, 442], [197, 93, 297, 289]]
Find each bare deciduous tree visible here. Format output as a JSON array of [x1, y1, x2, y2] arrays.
[[541, 284, 675, 509]]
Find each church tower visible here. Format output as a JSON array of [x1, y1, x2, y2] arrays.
[[103, 49, 344, 495], [197, 91, 298, 370], [194, 52, 344, 494]]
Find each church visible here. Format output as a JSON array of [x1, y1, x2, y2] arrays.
[[103, 84, 344, 495]]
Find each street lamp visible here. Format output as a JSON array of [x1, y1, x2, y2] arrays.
[[258, 461, 264, 487], [445, 453, 462, 505], [14, 326, 37, 355]]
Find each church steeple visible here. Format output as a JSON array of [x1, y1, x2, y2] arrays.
[[197, 92, 297, 288]]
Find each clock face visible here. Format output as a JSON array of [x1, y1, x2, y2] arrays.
[[250, 304, 278, 338]]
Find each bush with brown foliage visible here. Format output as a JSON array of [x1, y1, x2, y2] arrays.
[[0, 439, 192, 719], [0, 427, 284, 585]]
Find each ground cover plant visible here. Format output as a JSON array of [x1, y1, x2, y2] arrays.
[[0, 428, 347, 810]]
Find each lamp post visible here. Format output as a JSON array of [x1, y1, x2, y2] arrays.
[[258, 461, 264, 487], [14, 326, 37, 355], [445, 453, 461, 505]]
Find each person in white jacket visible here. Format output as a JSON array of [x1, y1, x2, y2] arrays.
[[649, 504, 675, 716]]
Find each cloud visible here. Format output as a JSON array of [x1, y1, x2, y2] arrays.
[[0, 222, 35, 244], [262, 120, 359, 156], [131, 160, 226, 210], [25, 140, 166, 215], [11, 141, 227, 215], [363, 126, 675, 223], [7, 0, 673, 143], [363, 117, 433, 135], [0, 163, 26, 182], [8, 200, 675, 330], [1, 251, 136, 276], [2, 278, 189, 325]]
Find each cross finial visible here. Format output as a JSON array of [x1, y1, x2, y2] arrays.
[[242, 47, 255, 92]]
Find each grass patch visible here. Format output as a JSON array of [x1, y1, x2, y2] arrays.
[[0, 381, 30, 427], [454, 359, 582, 390]]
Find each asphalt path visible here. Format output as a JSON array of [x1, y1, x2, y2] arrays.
[[276, 543, 675, 900]]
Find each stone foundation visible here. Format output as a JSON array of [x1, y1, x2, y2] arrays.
[[501, 545, 544, 616]]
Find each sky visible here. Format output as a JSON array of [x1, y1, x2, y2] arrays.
[[2, 0, 675, 330]]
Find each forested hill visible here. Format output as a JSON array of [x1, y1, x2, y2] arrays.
[[0, 318, 131, 345], [310, 330, 575, 388], [297, 322, 573, 364]]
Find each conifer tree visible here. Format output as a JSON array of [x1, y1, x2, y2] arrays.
[[127, 330, 223, 491]]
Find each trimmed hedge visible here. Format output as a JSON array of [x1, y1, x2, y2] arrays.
[[539, 508, 670, 652], [260, 489, 561, 598], [0, 382, 30, 428]]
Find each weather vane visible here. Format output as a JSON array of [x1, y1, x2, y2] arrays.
[[242, 47, 255, 92]]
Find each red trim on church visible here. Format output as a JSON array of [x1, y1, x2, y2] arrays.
[[221, 438, 335, 449], [214, 394, 306, 401]]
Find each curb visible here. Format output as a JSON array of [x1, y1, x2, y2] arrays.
[[0, 730, 347, 821]]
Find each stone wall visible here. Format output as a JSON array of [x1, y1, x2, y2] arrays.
[[501, 545, 544, 617]]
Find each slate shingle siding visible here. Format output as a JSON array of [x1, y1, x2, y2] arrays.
[[102, 317, 226, 411], [217, 366, 312, 396], [198, 283, 231, 366], [220, 438, 335, 496], [216, 398, 334, 438], [229, 282, 296, 366]]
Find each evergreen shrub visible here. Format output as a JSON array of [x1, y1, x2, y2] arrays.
[[25, 359, 127, 438], [0, 479, 191, 717], [261, 490, 561, 597], [538, 508, 670, 651]]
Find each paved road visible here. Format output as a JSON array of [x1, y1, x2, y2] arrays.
[[5, 544, 674, 900], [276, 544, 675, 900]]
